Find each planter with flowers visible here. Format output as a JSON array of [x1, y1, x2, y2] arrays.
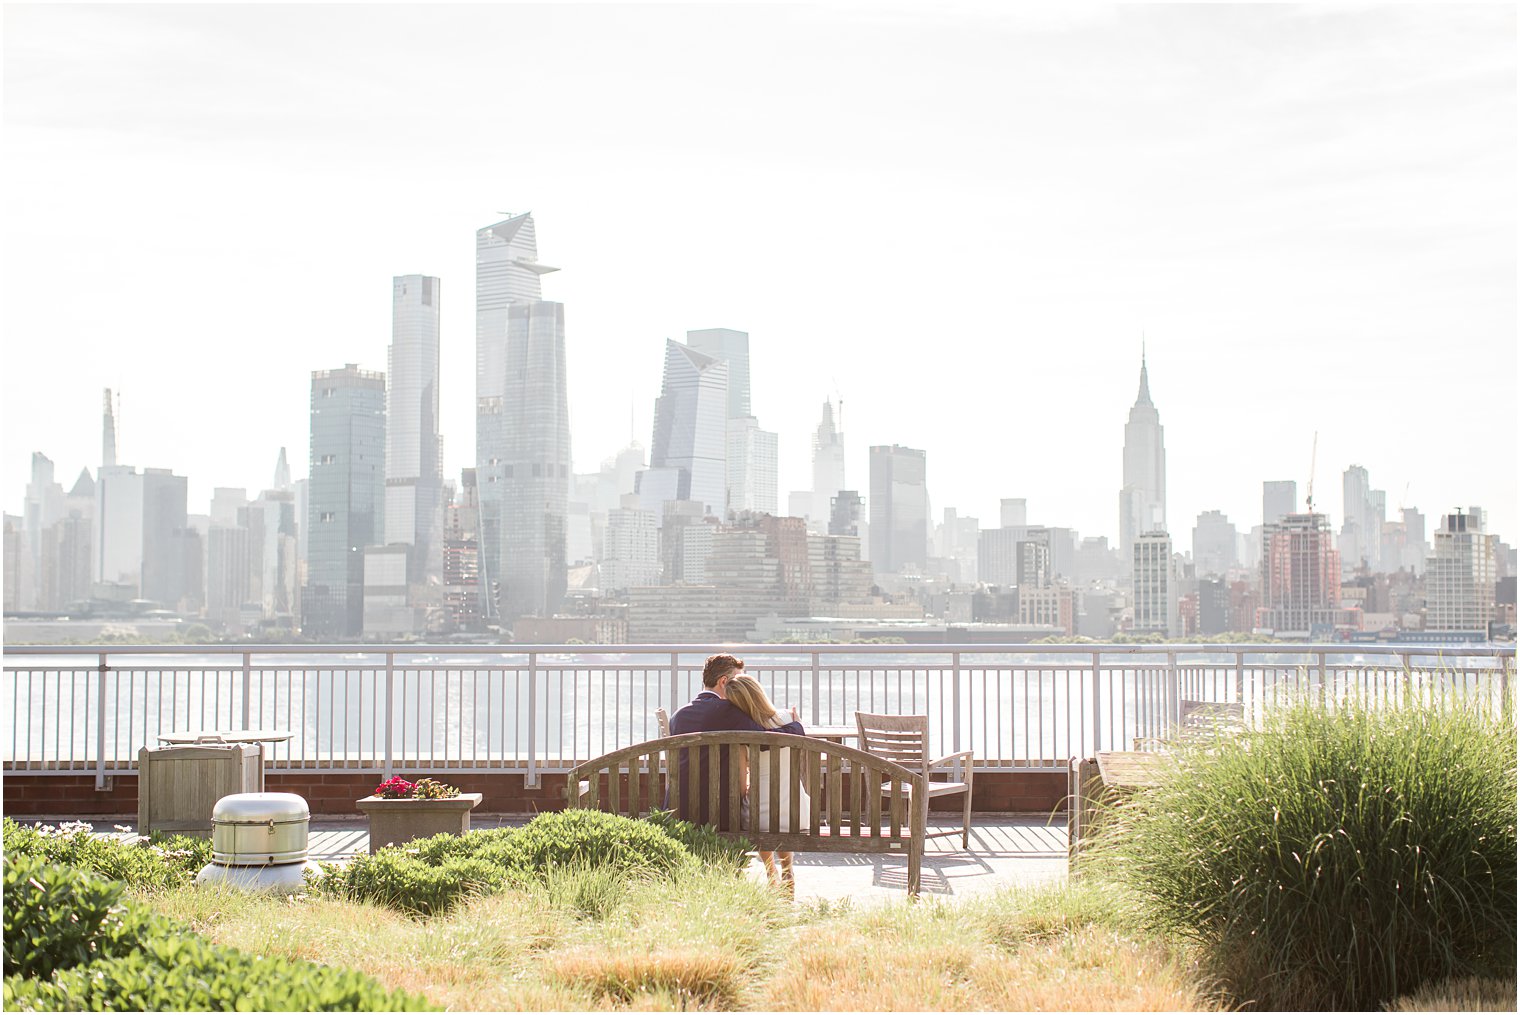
[[355, 777, 483, 853]]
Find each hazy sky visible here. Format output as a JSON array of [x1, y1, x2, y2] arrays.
[[3, 2, 1515, 548]]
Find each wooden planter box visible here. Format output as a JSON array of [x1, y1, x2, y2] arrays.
[[356, 793, 483, 853]]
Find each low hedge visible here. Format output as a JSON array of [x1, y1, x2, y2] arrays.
[[2, 856, 433, 1012]]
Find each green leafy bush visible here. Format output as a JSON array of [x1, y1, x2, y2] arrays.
[[313, 850, 502, 917], [2, 857, 433, 1012], [643, 809, 751, 872], [4, 919, 434, 1012], [2, 856, 159, 979], [1093, 698, 1517, 1010], [2, 817, 210, 890], [409, 825, 516, 865], [501, 810, 695, 880], [313, 813, 728, 917]]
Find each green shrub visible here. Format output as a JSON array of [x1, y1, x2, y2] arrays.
[[501, 810, 696, 880], [312, 814, 714, 917], [2, 817, 210, 890], [312, 850, 502, 918], [4, 920, 434, 1012], [1093, 699, 1517, 1010], [3, 856, 435, 1011], [409, 825, 516, 866], [643, 809, 752, 872], [2, 856, 161, 979]]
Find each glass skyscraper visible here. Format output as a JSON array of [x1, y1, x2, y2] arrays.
[[386, 274, 443, 586], [304, 364, 385, 638], [648, 339, 729, 519], [868, 444, 928, 575], [475, 213, 568, 621]]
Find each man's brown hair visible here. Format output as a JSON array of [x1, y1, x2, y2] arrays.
[[702, 653, 744, 688]]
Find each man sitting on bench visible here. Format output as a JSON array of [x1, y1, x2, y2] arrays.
[[668, 653, 804, 834]]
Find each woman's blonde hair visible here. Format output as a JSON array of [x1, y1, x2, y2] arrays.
[[724, 674, 783, 728]]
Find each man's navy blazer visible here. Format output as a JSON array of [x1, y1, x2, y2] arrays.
[[667, 690, 804, 826]]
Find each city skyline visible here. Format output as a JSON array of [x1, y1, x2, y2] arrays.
[[3, 3, 1515, 544]]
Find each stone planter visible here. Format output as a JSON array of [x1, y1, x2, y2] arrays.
[[356, 793, 483, 853]]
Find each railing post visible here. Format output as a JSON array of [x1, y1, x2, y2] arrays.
[[1317, 651, 1328, 709], [1166, 649, 1180, 737], [240, 651, 252, 730], [1089, 651, 1102, 756], [382, 651, 395, 780], [951, 650, 962, 756], [95, 653, 109, 791], [1235, 649, 1246, 726], [811, 651, 821, 726], [526, 651, 539, 789], [670, 652, 680, 712]]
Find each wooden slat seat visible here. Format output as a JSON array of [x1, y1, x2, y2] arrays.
[[566, 731, 929, 895]]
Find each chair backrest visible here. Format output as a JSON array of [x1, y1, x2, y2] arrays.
[[655, 707, 670, 738], [855, 712, 929, 773]]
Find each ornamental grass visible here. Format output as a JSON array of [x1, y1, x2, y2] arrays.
[[1088, 695, 1517, 1011]]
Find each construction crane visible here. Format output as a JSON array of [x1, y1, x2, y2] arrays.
[[1305, 431, 1319, 513]]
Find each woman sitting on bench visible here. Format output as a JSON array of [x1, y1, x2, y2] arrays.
[[723, 674, 811, 892]]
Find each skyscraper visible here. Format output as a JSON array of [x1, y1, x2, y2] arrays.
[[869, 444, 928, 575], [686, 329, 750, 419], [386, 274, 444, 586], [646, 339, 729, 519], [1262, 480, 1297, 526], [1192, 510, 1238, 577], [475, 213, 569, 622], [685, 328, 777, 518], [101, 388, 117, 469], [1425, 510, 1497, 631], [1131, 531, 1178, 635], [22, 453, 63, 609], [1340, 465, 1385, 571], [304, 364, 386, 639], [1258, 513, 1342, 637], [498, 299, 571, 619], [813, 400, 845, 498], [1118, 353, 1166, 563], [727, 416, 778, 515]]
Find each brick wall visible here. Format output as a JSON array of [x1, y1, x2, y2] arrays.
[[1, 769, 1068, 818]]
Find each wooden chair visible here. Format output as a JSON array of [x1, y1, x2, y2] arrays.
[[855, 712, 974, 848], [655, 707, 670, 737]]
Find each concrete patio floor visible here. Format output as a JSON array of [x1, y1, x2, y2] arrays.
[[26, 813, 1070, 905]]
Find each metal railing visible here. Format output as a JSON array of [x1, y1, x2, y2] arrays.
[[4, 643, 1512, 788]]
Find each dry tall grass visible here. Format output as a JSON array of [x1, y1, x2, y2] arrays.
[[138, 870, 1222, 1012], [1388, 976, 1519, 1012]]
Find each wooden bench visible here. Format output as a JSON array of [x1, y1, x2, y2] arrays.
[[567, 731, 930, 895]]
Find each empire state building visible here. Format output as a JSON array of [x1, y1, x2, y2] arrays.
[[1119, 353, 1166, 563]]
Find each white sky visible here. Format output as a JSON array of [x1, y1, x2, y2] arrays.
[[3, 2, 1515, 547]]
